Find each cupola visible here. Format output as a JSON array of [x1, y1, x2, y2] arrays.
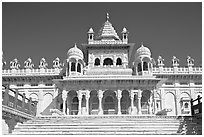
[[67, 44, 84, 60]]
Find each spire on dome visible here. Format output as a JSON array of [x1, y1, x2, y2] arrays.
[[96, 13, 120, 40], [141, 42, 144, 47], [106, 13, 109, 21]]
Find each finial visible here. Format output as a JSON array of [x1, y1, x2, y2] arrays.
[[141, 42, 144, 47], [74, 43, 77, 48], [106, 13, 109, 21]]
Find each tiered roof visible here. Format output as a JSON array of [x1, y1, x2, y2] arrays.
[[95, 13, 120, 41]]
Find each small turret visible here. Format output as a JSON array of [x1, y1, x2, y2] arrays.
[[122, 27, 128, 44], [87, 28, 94, 44]]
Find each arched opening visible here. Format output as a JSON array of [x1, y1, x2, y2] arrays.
[[143, 62, 148, 71], [103, 58, 113, 66], [116, 58, 122, 65], [94, 58, 100, 66], [77, 63, 81, 73], [29, 93, 38, 102], [71, 62, 75, 71], [121, 90, 131, 114], [89, 91, 99, 115], [90, 35, 92, 40], [124, 34, 127, 40], [141, 90, 151, 114], [138, 63, 142, 72], [42, 93, 53, 112], [165, 92, 176, 116], [71, 96, 79, 115], [103, 95, 115, 114]]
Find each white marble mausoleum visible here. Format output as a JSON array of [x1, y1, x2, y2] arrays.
[[2, 14, 202, 117]]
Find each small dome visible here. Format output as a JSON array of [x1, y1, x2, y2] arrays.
[[122, 27, 128, 33], [136, 44, 151, 56], [67, 44, 84, 59], [88, 28, 94, 34]]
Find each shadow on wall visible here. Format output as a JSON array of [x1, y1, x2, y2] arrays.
[[177, 115, 202, 135], [41, 95, 59, 115]]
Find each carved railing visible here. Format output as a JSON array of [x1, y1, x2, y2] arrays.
[[2, 67, 202, 77], [2, 68, 62, 76], [152, 67, 202, 74], [88, 40, 126, 45], [2, 85, 37, 116]]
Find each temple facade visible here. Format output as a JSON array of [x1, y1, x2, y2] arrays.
[[2, 14, 202, 117]]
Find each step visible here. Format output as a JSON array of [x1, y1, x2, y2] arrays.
[[15, 125, 179, 130], [12, 131, 180, 135]]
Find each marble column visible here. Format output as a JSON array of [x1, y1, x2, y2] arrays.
[[138, 89, 142, 115], [78, 91, 82, 115], [86, 92, 90, 115], [117, 90, 122, 115], [141, 61, 143, 75], [66, 97, 69, 115], [98, 90, 103, 115], [75, 60, 78, 72], [130, 91, 134, 115], [37, 89, 44, 116], [69, 62, 71, 75], [149, 93, 153, 115], [62, 90, 67, 115]]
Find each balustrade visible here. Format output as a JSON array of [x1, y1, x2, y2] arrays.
[[2, 68, 62, 76], [2, 85, 37, 116], [152, 67, 202, 74]]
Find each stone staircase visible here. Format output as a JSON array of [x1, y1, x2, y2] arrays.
[[12, 115, 182, 135]]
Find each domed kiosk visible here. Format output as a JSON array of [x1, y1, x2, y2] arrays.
[[65, 44, 85, 76], [134, 43, 154, 76]]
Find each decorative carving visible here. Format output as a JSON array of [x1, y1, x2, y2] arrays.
[[172, 56, 179, 67], [187, 56, 194, 67], [157, 56, 164, 67], [24, 58, 34, 69], [10, 58, 20, 69], [53, 57, 62, 68], [123, 53, 128, 62], [39, 58, 48, 69], [62, 90, 67, 101]]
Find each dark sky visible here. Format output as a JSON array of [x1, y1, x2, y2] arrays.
[[2, 2, 202, 69]]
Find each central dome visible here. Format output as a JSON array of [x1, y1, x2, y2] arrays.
[[67, 44, 84, 59], [136, 44, 151, 56]]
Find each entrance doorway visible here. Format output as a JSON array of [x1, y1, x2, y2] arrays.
[[103, 95, 115, 114], [71, 96, 79, 115]]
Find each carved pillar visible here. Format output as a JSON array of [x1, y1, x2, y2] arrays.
[[86, 91, 90, 115], [62, 90, 67, 115], [28, 97, 32, 114], [176, 97, 181, 116], [14, 89, 19, 109], [65, 65, 68, 77], [117, 90, 122, 115], [130, 91, 134, 115], [149, 93, 153, 115], [75, 60, 78, 72], [113, 55, 116, 66], [100, 55, 103, 67], [37, 89, 44, 116], [69, 62, 71, 75], [138, 89, 142, 115], [153, 89, 157, 114], [66, 97, 69, 115], [141, 61, 144, 75], [77, 91, 82, 115], [98, 90, 103, 115]]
